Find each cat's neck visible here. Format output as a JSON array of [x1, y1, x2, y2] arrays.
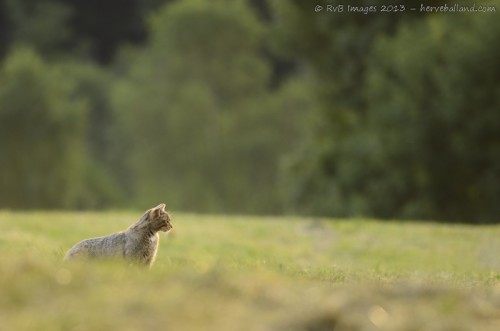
[[128, 211, 157, 238]]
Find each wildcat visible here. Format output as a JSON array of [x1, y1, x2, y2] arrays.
[[64, 204, 172, 267]]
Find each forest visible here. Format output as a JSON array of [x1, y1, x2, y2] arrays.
[[0, 0, 498, 223]]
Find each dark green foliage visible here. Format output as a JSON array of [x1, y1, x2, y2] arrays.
[[1, 0, 72, 58], [61, 63, 124, 208], [65, 0, 170, 63], [0, 48, 87, 208], [0, 0, 498, 222], [364, 14, 500, 222], [0, 0, 173, 63], [278, 1, 500, 223], [112, 0, 308, 213]]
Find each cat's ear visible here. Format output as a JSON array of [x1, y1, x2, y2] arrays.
[[150, 203, 166, 218]]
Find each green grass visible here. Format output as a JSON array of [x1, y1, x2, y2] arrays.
[[1, 211, 499, 330]]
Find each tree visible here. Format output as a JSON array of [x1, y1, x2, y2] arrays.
[[276, 0, 500, 222], [272, 0, 425, 217], [112, 0, 308, 213], [59, 62, 125, 208], [0, 48, 88, 209], [65, 0, 172, 64], [364, 14, 500, 222], [2, 0, 72, 58]]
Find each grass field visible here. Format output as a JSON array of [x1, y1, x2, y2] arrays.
[[1, 211, 499, 331]]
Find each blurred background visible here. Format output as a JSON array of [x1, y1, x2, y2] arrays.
[[0, 0, 498, 223]]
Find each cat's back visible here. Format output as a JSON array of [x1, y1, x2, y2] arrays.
[[65, 232, 127, 260], [86, 232, 128, 257]]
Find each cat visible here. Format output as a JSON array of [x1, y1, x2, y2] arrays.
[[64, 203, 172, 267]]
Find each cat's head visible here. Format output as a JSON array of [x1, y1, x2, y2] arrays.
[[149, 203, 173, 232]]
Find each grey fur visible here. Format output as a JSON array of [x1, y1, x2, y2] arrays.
[[64, 204, 172, 267]]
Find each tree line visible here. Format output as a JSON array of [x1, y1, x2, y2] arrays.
[[0, 0, 498, 223]]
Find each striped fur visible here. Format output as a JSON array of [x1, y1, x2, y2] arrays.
[[64, 204, 172, 267]]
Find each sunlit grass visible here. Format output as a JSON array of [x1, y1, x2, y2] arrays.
[[0, 211, 499, 330]]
